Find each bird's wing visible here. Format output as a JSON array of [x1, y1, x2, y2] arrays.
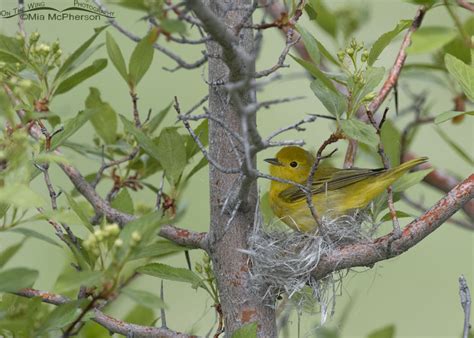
[[279, 167, 386, 202]]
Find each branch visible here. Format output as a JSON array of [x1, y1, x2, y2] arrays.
[[14, 288, 196, 338], [367, 6, 427, 114], [313, 174, 474, 280], [403, 152, 474, 222], [459, 275, 472, 338], [160, 224, 208, 250], [457, 0, 474, 12]]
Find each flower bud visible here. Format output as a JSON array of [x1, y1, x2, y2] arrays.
[[29, 31, 40, 44], [345, 47, 354, 56], [363, 92, 377, 102], [131, 231, 141, 243], [114, 238, 123, 248], [361, 50, 369, 62], [15, 33, 25, 44], [94, 229, 104, 241], [195, 263, 203, 273], [51, 40, 60, 53], [337, 50, 345, 63], [105, 223, 120, 236]]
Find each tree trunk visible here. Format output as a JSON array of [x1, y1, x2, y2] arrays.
[[205, 1, 277, 336]]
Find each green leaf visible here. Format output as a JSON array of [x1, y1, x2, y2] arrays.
[[296, 24, 320, 64], [367, 324, 395, 338], [434, 110, 474, 124], [393, 168, 433, 192], [137, 263, 203, 289], [380, 210, 412, 222], [360, 67, 385, 100], [184, 156, 208, 183], [408, 26, 457, 54], [55, 26, 107, 82], [120, 115, 161, 162], [185, 120, 208, 158], [231, 322, 258, 338], [146, 103, 172, 134], [54, 59, 107, 96], [307, 0, 337, 38], [436, 127, 474, 165], [128, 34, 154, 87], [122, 288, 165, 309], [55, 270, 102, 293], [310, 79, 346, 117], [0, 184, 44, 208], [0, 242, 23, 268], [444, 54, 474, 102], [291, 55, 337, 92], [368, 20, 412, 65], [112, 0, 148, 10], [130, 240, 188, 260], [0, 268, 38, 292], [123, 304, 155, 326], [0, 34, 26, 63], [443, 37, 472, 65], [313, 37, 339, 66], [50, 109, 95, 150], [85, 88, 118, 144], [64, 192, 94, 233], [160, 19, 187, 34], [157, 127, 187, 185], [380, 119, 401, 167], [36, 300, 83, 334], [0, 90, 15, 123], [340, 119, 378, 148], [404, 0, 436, 5], [111, 188, 134, 214], [10, 228, 61, 248], [106, 32, 128, 83]]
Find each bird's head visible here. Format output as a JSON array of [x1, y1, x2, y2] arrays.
[[265, 146, 314, 183]]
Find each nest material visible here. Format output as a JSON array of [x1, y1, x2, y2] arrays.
[[242, 209, 380, 323]]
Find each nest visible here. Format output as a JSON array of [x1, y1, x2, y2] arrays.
[[242, 209, 380, 324]]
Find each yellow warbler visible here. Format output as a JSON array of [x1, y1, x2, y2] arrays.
[[265, 146, 427, 232]]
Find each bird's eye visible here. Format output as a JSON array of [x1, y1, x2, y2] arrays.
[[290, 161, 298, 168]]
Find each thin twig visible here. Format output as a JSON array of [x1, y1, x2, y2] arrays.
[[91, 147, 139, 188], [161, 280, 167, 328], [175, 97, 240, 174], [131, 91, 141, 128], [459, 275, 472, 338], [306, 133, 342, 227]]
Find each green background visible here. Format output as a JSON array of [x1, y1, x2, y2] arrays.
[[0, 0, 473, 337]]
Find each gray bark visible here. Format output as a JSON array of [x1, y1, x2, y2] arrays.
[[204, 1, 277, 336]]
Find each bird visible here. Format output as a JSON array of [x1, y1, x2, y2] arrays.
[[265, 146, 427, 232]]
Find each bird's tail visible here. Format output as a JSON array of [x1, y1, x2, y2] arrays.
[[382, 157, 428, 183]]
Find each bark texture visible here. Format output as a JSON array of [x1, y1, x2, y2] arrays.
[[204, 1, 276, 336]]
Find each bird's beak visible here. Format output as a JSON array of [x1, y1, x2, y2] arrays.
[[264, 158, 283, 166]]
